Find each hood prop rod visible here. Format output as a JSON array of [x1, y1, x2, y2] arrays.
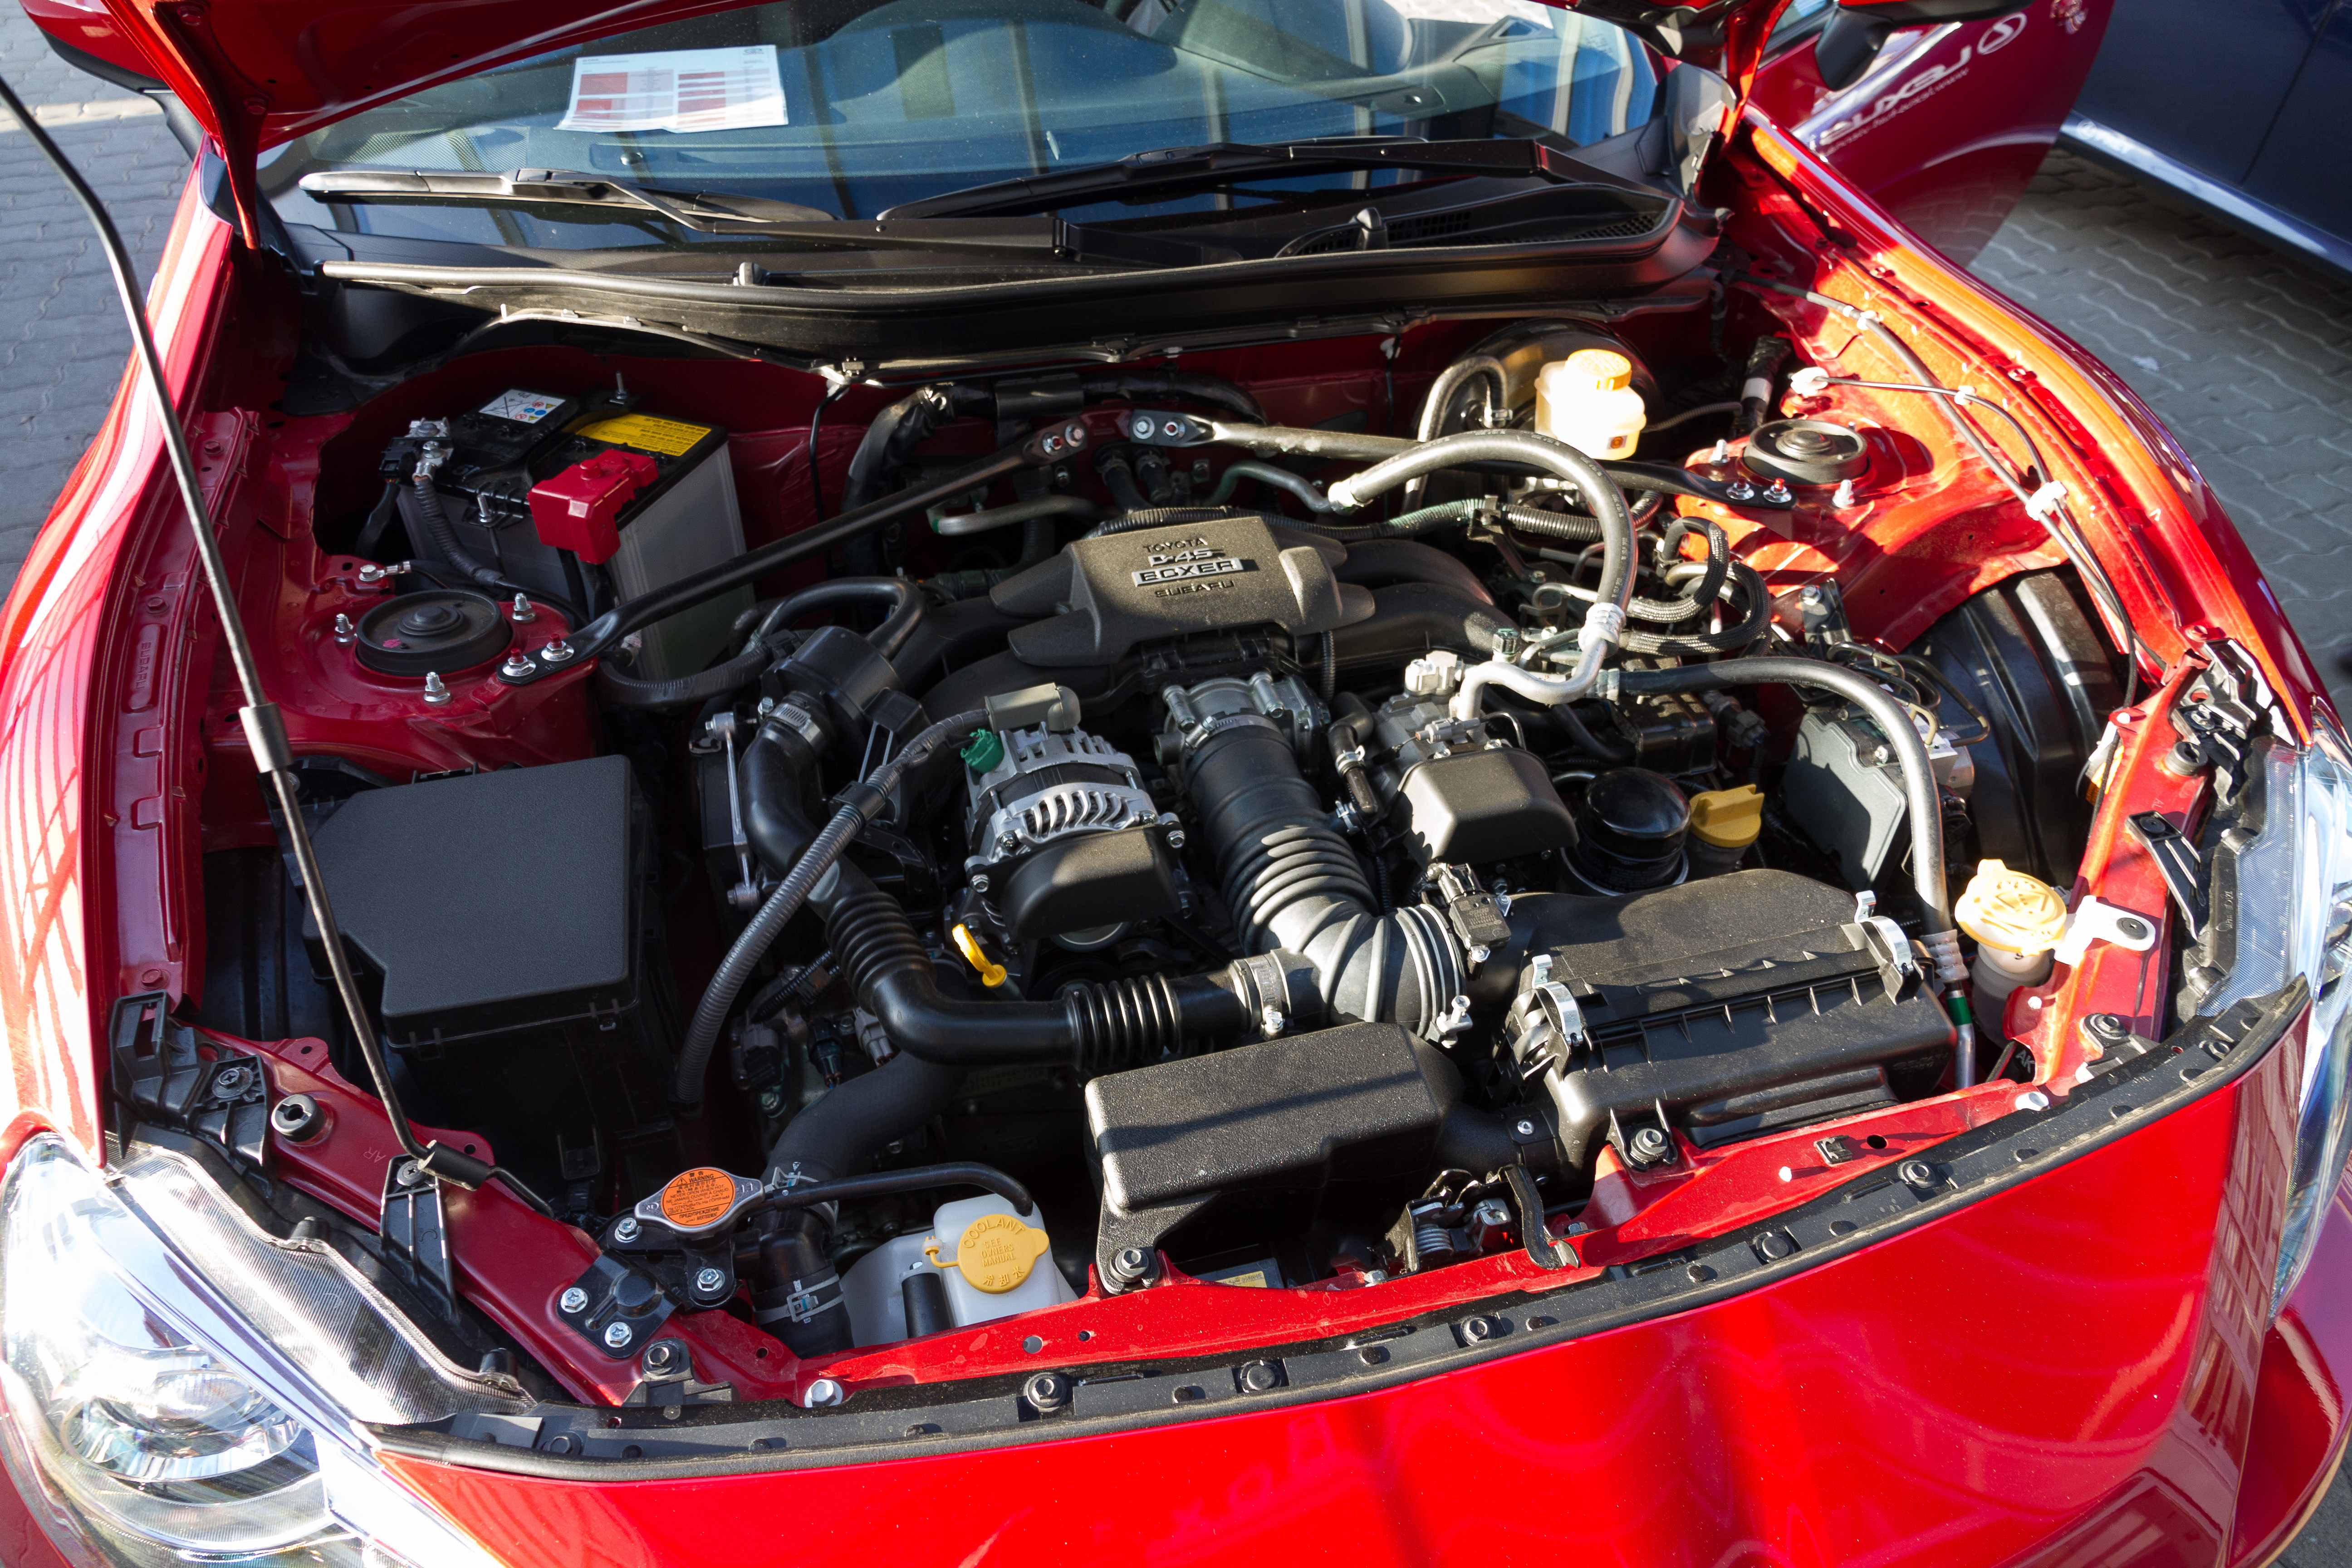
[[0, 73, 551, 1217]]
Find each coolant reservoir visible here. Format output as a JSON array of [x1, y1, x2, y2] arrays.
[[1954, 859, 2068, 1034], [838, 1194, 1075, 1346], [1536, 348, 1646, 459]]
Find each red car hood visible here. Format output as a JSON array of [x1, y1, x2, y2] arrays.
[[84, 0, 1809, 242]]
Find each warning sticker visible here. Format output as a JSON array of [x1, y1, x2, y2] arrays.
[[578, 413, 713, 458], [659, 1166, 740, 1230], [478, 389, 567, 425], [558, 47, 788, 135]]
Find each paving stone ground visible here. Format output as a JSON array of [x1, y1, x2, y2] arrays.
[[0, 1, 182, 590], [1972, 147, 2352, 720], [1, 9, 2349, 1554]]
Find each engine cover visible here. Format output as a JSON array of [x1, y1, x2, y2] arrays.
[[990, 515, 1373, 665], [1512, 871, 1955, 1166]]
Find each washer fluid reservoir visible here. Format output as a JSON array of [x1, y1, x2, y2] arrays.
[[1954, 858, 2067, 1037], [1536, 348, 1647, 459]]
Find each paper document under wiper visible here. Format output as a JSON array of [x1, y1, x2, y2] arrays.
[[558, 47, 788, 135]]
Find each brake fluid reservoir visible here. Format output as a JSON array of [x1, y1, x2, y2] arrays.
[[1536, 348, 1646, 459], [1954, 859, 2067, 1034]]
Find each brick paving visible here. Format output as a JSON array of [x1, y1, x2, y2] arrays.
[[0, 1, 184, 593], [2, 9, 2350, 1555], [1972, 148, 2352, 719]]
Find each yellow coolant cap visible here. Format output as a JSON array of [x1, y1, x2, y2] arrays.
[[928, 1213, 1051, 1294], [1688, 785, 1764, 848], [1954, 859, 2068, 956], [1563, 348, 1633, 392]]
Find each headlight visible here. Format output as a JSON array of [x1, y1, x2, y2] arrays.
[[0, 1135, 517, 1567], [2196, 720, 2352, 1314]]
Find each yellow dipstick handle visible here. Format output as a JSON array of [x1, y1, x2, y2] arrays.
[[951, 923, 1008, 987]]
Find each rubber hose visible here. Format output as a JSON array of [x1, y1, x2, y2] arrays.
[[672, 709, 985, 1105], [753, 577, 925, 660], [818, 865, 1252, 1071], [597, 644, 771, 710], [931, 493, 1101, 537], [1403, 352, 1509, 509], [1206, 460, 1343, 513], [1081, 370, 1265, 424], [1333, 539, 1492, 603], [1326, 429, 1636, 619], [1618, 561, 1772, 657], [1612, 657, 1952, 931], [764, 1052, 967, 1191], [1085, 506, 1262, 539]]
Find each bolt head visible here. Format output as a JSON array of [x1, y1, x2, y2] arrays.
[[1239, 1361, 1280, 1392], [1024, 1371, 1071, 1411], [559, 1286, 590, 1314], [996, 831, 1019, 853], [540, 639, 575, 664], [643, 1339, 684, 1374], [1631, 1127, 1669, 1156], [613, 1216, 642, 1244], [2016, 1089, 2053, 1112], [1898, 1160, 1936, 1186], [970, 873, 991, 894], [1462, 1316, 1494, 1343], [804, 1377, 845, 1408], [1514, 1120, 1536, 1137], [1131, 415, 1155, 440], [1165, 828, 1186, 848], [603, 1321, 634, 1350], [693, 1267, 727, 1297]]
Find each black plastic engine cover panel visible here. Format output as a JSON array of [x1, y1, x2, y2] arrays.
[[1520, 871, 1954, 1165], [992, 516, 1372, 666], [1087, 1022, 1441, 1270]]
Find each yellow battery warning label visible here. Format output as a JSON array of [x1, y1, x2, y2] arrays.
[[576, 413, 712, 457]]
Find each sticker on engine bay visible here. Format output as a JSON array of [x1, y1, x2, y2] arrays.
[[558, 47, 789, 134], [1132, 537, 1256, 590], [477, 389, 566, 425]]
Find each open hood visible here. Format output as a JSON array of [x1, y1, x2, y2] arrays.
[[73, 0, 1799, 244]]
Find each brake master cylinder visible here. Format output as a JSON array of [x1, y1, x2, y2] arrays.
[[1535, 348, 1647, 459]]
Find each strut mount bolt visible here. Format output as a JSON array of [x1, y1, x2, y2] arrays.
[[332, 613, 356, 645], [420, 671, 452, 706], [500, 651, 536, 680], [540, 638, 577, 664], [508, 593, 536, 624], [559, 1287, 590, 1314]]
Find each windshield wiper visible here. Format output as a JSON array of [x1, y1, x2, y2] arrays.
[[878, 137, 1652, 221], [294, 168, 1239, 267]]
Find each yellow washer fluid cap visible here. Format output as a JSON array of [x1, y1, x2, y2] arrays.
[[939, 1213, 1050, 1294], [1688, 784, 1764, 848], [1562, 348, 1633, 391], [1954, 859, 2068, 956]]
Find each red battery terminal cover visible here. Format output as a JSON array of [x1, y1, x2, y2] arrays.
[[529, 448, 658, 564]]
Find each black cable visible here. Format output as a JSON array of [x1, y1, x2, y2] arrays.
[[0, 71, 552, 1216], [805, 377, 855, 522]]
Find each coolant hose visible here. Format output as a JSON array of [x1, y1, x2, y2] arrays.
[[751, 577, 925, 659], [1321, 430, 1636, 715], [1403, 352, 1509, 510], [1612, 657, 1962, 971], [930, 493, 1101, 537], [672, 709, 986, 1105], [1206, 460, 1343, 513], [815, 864, 1301, 1071]]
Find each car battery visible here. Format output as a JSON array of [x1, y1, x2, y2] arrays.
[[379, 388, 751, 681]]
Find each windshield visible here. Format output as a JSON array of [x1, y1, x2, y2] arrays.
[[260, 0, 1660, 249]]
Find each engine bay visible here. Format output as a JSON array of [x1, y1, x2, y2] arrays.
[[158, 293, 2157, 1401]]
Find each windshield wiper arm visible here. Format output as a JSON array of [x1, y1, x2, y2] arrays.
[[878, 138, 1650, 221], [294, 169, 1239, 266], [298, 168, 842, 230]]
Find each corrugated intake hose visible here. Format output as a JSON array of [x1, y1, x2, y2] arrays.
[[818, 864, 1309, 1072], [1178, 703, 1465, 1036]]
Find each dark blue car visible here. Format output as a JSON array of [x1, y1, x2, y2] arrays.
[[2070, 0, 2352, 279]]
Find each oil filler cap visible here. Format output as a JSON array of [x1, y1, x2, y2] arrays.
[[353, 589, 513, 678]]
